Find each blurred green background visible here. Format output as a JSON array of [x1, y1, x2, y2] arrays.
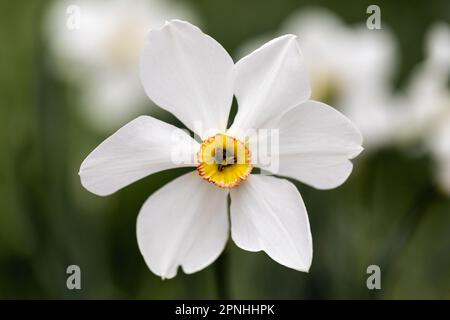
[[1, 0, 449, 299]]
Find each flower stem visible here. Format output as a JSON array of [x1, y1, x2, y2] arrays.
[[215, 246, 230, 300]]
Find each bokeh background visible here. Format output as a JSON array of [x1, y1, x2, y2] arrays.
[[1, 0, 450, 299]]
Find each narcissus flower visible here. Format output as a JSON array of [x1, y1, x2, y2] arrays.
[[79, 20, 363, 278], [401, 22, 450, 194], [238, 8, 399, 149], [45, 0, 199, 132]]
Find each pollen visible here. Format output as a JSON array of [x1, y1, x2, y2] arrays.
[[197, 134, 253, 188]]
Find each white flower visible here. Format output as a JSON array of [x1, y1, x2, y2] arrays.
[[44, 0, 199, 132], [401, 22, 450, 194], [238, 8, 399, 149], [79, 20, 363, 278]]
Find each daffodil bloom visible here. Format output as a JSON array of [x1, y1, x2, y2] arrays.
[[401, 22, 450, 194], [79, 20, 363, 278], [238, 8, 399, 149], [45, 0, 199, 132]]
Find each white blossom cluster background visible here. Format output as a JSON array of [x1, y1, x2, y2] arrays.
[[0, 0, 449, 299]]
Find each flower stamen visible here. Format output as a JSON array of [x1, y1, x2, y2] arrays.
[[197, 134, 252, 188]]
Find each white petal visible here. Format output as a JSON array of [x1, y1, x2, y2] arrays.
[[430, 113, 450, 159], [81, 72, 147, 132], [426, 22, 450, 71], [79, 116, 198, 196], [229, 35, 311, 135], [260, 101, 363, 189], [230, 175, 312, 272], [281, 8, 346, 72], [140, 20, 234, 138], [340, 91, 403, 149], [281, 8, 397, 97], [137, 172, 229, 279], [436, 160, 450, 195]]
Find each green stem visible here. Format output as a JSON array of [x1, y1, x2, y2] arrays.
[[215, 246, 229, 300]]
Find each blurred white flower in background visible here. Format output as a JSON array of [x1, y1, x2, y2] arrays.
[[237, 8, 401, 150], [401, 22, 450, 194], [44, 0, 200, 132]]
